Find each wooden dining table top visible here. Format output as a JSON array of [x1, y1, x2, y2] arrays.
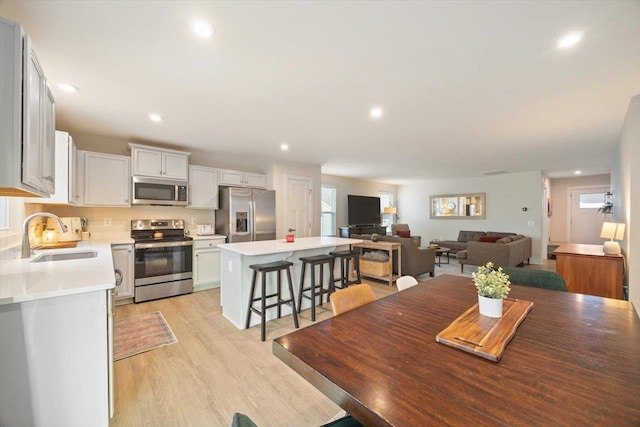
[[273, 274, 640, 426]]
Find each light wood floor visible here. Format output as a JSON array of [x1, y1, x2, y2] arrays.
[[111, 280, 396, 427]]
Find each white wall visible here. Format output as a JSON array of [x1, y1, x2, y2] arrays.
[[548, 174, 611, 242], [398, 171, 544, 263], [611, 94, 639, 314], [321, 174, 397, 235]]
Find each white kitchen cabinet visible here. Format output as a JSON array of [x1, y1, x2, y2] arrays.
[[112, 244, 134, 301], [26, 131, 77, 205], [188, 165, 218, 209], [0, 18, 55, 197], [218, 169, 267, 189], [193, 237, 226, 291], [130, 143, 190, 180], [0, 290, 111, 427], [80, 150, 131, 206]]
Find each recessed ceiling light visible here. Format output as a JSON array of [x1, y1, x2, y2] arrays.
[[280, 144, 289, 151], [574, 170, 582, 175], [558, 33, 582, 49], [57, 82, 79, 93], [193, 21, 214, 38], [148, 113, 163, 123], [370, 107, 383, 119]]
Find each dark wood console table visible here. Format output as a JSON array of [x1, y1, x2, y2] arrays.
[[339, 225, 386, 238], [555, 243, 625, 299]]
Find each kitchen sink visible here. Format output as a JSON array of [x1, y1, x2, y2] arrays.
[[31, 251, 98, 263]]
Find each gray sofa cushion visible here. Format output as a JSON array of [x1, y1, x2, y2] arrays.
[[457, 230, 486, 242]]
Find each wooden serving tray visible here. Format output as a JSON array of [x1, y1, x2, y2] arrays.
[[436, 298, 533, 362]]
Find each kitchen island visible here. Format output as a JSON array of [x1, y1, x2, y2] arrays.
[[218, 236, 362, 329], [0, 242, 115, 427]]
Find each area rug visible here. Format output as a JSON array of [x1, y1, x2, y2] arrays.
[[114, 311, 178, 361]]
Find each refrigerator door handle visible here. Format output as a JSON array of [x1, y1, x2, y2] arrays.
[[250, 200, 256, 241]]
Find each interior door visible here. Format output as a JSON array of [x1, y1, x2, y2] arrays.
[[569, 186, 609, 244], [285, 175, 313, 238]]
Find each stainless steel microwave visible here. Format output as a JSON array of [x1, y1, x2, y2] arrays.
[[132, 176, 188, 206]]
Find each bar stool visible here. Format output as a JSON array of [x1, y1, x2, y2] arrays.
[[246, 260, 299, 342], [330, 250, 361, 289], [297, 254, 335, 321]]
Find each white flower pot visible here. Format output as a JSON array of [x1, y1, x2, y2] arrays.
[[478, 295, 503, 318]]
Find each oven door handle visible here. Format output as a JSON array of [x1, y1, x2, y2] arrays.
[[135, 241, 194, 249]]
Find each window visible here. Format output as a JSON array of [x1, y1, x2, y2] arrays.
[[579, 193, 605, 209], [321, 186, 337, 236], [379, 191, 395, 233]]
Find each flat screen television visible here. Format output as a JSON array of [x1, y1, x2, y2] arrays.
[[347, 195, 381, 226]]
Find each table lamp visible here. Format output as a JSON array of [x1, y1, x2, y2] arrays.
[[600, 222, 625, 255], [384, 206, 397, 221]]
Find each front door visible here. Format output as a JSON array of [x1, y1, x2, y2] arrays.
[[285, 175, 313, 238], [569, 186, 609, 244]]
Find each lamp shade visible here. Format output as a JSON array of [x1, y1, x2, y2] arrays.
[[600, 222, 625, 240], [384, 207, 397, 214]]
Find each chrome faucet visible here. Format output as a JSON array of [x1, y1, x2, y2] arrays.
[[22, 213, 68, 258]]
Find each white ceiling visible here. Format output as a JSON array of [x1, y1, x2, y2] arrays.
[[2, 1, 638, 184]]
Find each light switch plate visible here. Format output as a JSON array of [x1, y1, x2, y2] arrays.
[[528, 221, 534, 227], [104, 218, 112, 226]]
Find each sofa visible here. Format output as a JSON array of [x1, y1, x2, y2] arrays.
[[456, 234, 532, 272], [352, 234, 435, 277], [432, 230, 516, 253]]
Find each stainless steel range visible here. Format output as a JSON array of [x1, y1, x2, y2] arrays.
[[131, 219, 193, 303]]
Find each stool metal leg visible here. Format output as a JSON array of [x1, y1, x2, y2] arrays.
[[327, 259, 335, 302], [276, 269, 282, 319], [245, 270, 258, 330], [297, 261, 307, 314], [286, 267, 299, 328], [260, 271, 267, 342]]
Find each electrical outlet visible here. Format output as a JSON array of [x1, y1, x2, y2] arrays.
[[228, 261, 233, 272], [528, 221, 534, 227], [191, 218, 197, 225], [104, 218, 112, 226]]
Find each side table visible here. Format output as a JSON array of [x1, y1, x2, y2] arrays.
[[351, 241, 402, 286], [434, 247, 451, 267]]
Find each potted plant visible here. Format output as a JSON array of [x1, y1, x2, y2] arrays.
[[472, 262, 511, 318]]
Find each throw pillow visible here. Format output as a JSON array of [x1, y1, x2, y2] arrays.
[[477, 236, 501, 243], [397, 230, 411, 238]]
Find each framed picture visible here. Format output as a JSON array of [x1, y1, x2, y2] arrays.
[[430, 193, 486, 219]]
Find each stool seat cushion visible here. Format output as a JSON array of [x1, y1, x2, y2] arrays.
[[330, 250, 358, 257], [300, 254, 334, 263], [249, 260, 294, 272]]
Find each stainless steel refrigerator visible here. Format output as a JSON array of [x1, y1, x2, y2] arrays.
[[215, 187, 276, 243]]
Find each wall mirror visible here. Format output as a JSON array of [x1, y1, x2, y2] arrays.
[[429, 193, 486, 219]]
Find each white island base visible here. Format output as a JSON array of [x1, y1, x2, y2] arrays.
[[218, 237, 362, 329]]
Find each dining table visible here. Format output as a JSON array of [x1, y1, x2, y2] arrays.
[[273, 274, 640, 426]]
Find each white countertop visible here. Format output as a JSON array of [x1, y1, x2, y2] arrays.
[[218, 236, 362, 256], [0, 241, 116, 305]]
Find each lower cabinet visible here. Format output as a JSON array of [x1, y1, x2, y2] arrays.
[[0, 290, 111, 427], [111, 244, 134, 302], [193, 237, 225, 291]]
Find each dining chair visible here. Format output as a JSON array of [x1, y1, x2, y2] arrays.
[[330, 284, 376, 315], [396, 275, 418, 291], [502, 266, 567, 291]]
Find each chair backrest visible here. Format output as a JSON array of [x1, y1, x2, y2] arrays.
[[502, 266, 567, 291], [396, 275, 418, 291], [330, 284, 376, 315]]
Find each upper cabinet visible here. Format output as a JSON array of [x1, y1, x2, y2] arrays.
[[129, 143, 190, 180], [188, 165, 218, 210], [218, 169, 267, 189], [0, 18, 55, 197], [77, 150, 130, 207], [26, 131, 77, 205]]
